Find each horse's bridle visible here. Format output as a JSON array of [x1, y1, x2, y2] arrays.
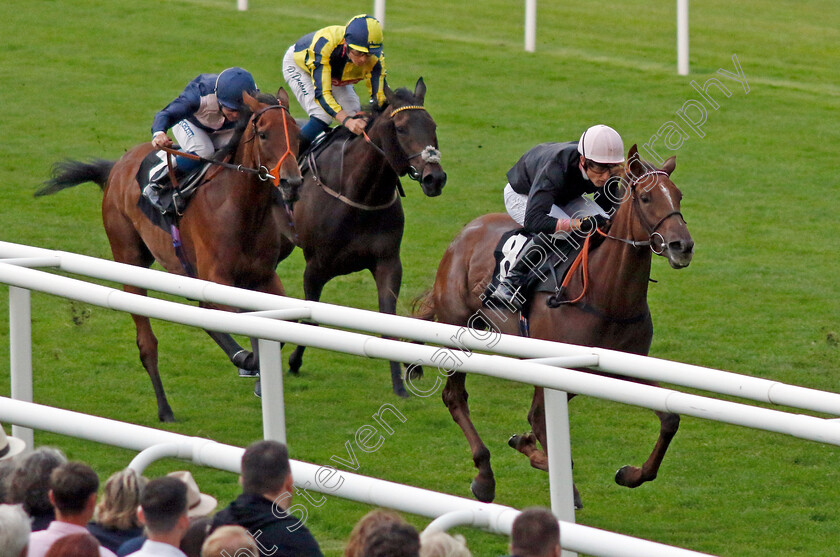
[[248, 104, 295, 188], [361, 104, 442, 182], [157, 103, 294, 188], [599, 170, 685, 254]]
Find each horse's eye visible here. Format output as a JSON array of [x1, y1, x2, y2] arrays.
[[258, 132, 267, 140], [395, 126, 407, 135], [640, 194, 651, 203]]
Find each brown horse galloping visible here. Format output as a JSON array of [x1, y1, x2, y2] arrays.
[[36, 91, 302, 422], [278, 78, 447, 397], [414, 145, 693, 504]]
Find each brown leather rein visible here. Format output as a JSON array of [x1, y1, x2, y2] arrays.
[[157, 104, 293, 189]]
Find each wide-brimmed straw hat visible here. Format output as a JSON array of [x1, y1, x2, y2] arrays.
[[0, 424, 26, 460], [167, 471, 218, 518]]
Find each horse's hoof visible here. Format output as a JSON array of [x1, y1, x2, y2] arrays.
[[254, 380, 262, 399], [615, 465, 643, 488], [470, 478, 496, 503], [574, 486, 583, 510], [238, 368, 259, 378], [405, 364, 424, 381], [233, 350, 258, 372], [158, 411, 176, 423], [288, 354, 302, 375], [508, 432, 534, 450], [394, 385, 410, 398]]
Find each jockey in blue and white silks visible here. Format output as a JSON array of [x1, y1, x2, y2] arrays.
[[282, 14, 387, 151], [151, 67, 258, 172]]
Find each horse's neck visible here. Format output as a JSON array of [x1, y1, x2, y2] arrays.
[[587, 203, 652, 313], [326, 121, 398, 204], [217, 138, 272, 209]]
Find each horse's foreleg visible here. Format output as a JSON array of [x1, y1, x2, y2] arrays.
[[288, 265, 328, 374], [443, 372, 496, 503], [512, 388, 583, 508], [615, 410, 680, 488], [126, 286, 174, 423], [371, 257, 407, 398], [204, 329, 258, 372]]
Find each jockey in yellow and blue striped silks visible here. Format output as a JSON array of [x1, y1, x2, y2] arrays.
[[282, 14, 387, 151]]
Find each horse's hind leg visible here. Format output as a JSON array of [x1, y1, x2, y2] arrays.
[[615, 410, 680, 488], [104, 210, 175, 422], [125, 286, 174, 422], [443, 372, 496, 502], [288, 264, 328, 375]]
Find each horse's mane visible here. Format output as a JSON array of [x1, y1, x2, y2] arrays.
[[214, 92, 281, 162], [329, 86, 417, 142]]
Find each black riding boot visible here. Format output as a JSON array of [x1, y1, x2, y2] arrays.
[[490, 235, 551, 311]]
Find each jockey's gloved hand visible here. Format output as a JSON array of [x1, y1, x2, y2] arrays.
[[580, 214, 608, 231]]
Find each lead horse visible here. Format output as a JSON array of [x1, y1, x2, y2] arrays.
[[414, 145, 694, 504], [277, 78, 446, 396], [36, 91, 302, 422]]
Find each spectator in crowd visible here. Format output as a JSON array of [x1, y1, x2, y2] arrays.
[[27, 461, 116, 557], [344, 508, 406, 557], [419, 530, 472, 557], [508, 507, 561, 557], [361, 522, 420, 557], [0, 423, 26, 461], [180, 517, 213, 557], [200, 525, 258, 557], [0, 503, 31, 557], [125, 476, 190, 557], [0, 458, 19, 504], [7, 447, 67, 531], [116, 471, 217, 556], [44, 532, 102, 557], [87, 469, 147, 553], [212, 440, 322, 557]]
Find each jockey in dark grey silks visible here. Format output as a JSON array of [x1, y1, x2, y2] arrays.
[[144, 67, 258, 209], [490, 124, 626, 311]]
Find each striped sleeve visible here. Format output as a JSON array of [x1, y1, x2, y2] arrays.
[[310, 33, 343, 117]]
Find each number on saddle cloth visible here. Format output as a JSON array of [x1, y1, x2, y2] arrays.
[[482, 229, 583, 310]]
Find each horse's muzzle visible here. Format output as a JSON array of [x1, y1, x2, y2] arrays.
[[279, 175, 302, 204], [420, 165, 447, 197], [666, 238, 694, 269]]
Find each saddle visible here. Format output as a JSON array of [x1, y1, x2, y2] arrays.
[[136, 149, 211, 232], [483, 229, 584, 313]]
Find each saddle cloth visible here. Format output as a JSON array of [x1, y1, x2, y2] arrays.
[[136, 150, 211, 232], [482, 229, 583, 312]]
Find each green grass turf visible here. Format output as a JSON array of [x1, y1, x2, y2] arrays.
[[1, 0, 839, 555]]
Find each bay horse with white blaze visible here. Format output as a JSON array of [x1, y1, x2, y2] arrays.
[[414, 145, 693, 505], [277, 78, 446, 397], [36, 91, 301, 422]]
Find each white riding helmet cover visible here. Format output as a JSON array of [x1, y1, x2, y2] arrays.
[[577, 124, 625, 164]]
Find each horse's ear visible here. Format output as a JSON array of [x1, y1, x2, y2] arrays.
[[414, 77, 426, 105], [626, 143, 645, 176], [275, 87, 290, 108], [662, 156, 676, 176], [243, 91, 260, 112], [384, 83, 396, 105]]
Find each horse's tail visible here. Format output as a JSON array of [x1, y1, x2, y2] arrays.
[[411, 288, 437, 322], [35, 159, 115, 197]]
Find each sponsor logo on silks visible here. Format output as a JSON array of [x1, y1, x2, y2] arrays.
[[178, 120, 195, 139], [286, 65, 310, 97]]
